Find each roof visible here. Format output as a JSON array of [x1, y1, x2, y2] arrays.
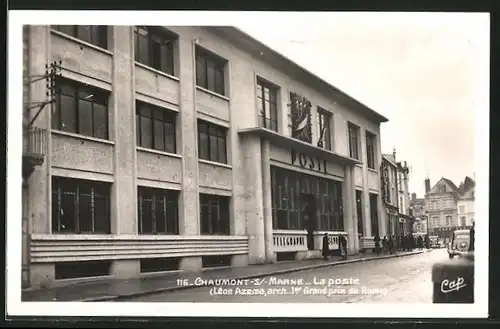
[[442, 178, 459, 191], [205, 26, 389, 124], [411, 198, 425, 206], [458, 176, 476, 196], [382, 154, 397, 167]]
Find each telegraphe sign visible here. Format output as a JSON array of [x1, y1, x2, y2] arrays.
[[291, 149, 328, 174]]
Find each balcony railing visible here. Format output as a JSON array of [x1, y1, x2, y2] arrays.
[[22, 125, 47, 179]]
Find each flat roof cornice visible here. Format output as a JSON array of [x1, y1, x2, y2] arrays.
[[238, 127, 361, 166], [205, 26, 389, 124]]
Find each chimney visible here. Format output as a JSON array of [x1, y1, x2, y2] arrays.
[[425, 178, 430, 194], [411, 192, 416, 203]]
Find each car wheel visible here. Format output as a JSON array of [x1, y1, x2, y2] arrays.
[[448, 254, 453, 259]]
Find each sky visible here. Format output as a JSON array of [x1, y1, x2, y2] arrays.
[[237, 12, 489, 198]]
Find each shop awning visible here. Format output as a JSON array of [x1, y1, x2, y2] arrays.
[[238, 127, 362, 166]]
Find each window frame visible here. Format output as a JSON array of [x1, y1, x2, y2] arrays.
[[134, 26, 177, 76], [366, 131, 376, 169], [195, 47, 226, 96], [197, 120, 227, 164], [51, 177, 111, 234], [348, 122, 360, 160], [53, 25, 108, 49], [199, 194, 230, 235], [51, 77, 109, 140], [137, 186, 179, 235], [256, 78, 279, 132], [136, 101, 177, 153], [317, 107, 332, 150]]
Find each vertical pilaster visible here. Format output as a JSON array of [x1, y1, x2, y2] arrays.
[[178, 35, 200, 236], [360, 128, 372, 237], [111, 26, 137, 235], [342, 165, 356, 254], [261, 140, 275, 263]]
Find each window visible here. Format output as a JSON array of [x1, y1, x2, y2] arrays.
[[270, 166, 343, 231], [459, 205, 465, 213], [356, 190, 363, 236], [369, 193, 379, 236], [136, 101, 177, 153], [317, 107, 332, 150], [366, 131, 376, 169], [257, 78, 278, 132], [431, 216, 438, 228], [399, 196, 403, 210], [51, 177, 110, 234], [348, 122, 359, 160], [137, 187, 179, 234], [446, 216, 452, 226], [195, 47, 226, 95], [198, 120, 227, 164], [431, 200, 437, 210], [461, 216, 467, 227], [439, 185, 447, 193], [134, 26, 176, 76], [53, 25, 108, 49], [51, 78, 109, 139], [200, 194, 230, 235]]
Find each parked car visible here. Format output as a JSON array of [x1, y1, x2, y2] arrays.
[[447, 229, 470, 259]]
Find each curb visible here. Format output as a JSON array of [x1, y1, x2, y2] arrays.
[[83, 250, 427, 302]]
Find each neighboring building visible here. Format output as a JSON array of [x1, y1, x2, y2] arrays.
[[457, 176, 475, 227], [410, 193, 427, 235], [425, 177, 460, 239], [21, 25, 388, 289], [381, 149, 413, 237]]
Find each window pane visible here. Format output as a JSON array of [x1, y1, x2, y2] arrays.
[[77, 25, 92, 44], [140, 115, 153, 149], [153, 118, 165, 151], [209, 134, 218, 161], [55, 25, 75, 37], [206, 60, 216, 92], [135, 28, 149, 65], [95, 26, 107, 49], [215, 65, 224, 95], [166, 196, 179, 234], [200, 202, 210, 234], [93, 102, 108, 139], [161, 41, 174, 75], [78, 99, 93, 137], [199, 131, 209, 160], [78, 191, 93, 233], [217, 136, 226, 164], [151, 37, 162, 71], [52, 186, 60, 232], [61, 191, 76, 233], [136, 113, 141, 145], [154, 195, 166, 234], [140, 195, 154, 234], [94, 195, 110, 233], [59, 93, 77, 133], [196, 55, 206, 88], [164, 121, 176, 153]]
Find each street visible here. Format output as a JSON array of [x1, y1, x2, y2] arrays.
[[127, 248, 445, 303]]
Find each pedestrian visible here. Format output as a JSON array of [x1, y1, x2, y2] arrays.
[[469, 221, 475, 252], [399, 233, 405, 251], [339, 235, 348, 260], [374, 234, 381, 255], [388, 236, 394, 254], [322, 233, 330, 260], [382, 236, 388, 254], [417, 235, 423, 249]]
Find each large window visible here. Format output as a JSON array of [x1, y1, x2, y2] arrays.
[[461, 216, 467, 227], [51, 78, 109, 140], [257, 78, 278, 132], [137, 187, 179, 234], [136, 101, 176, 153], [317, 107, 332, 150], [198, 120, 227, 164], [134, 26, 176, 76], [51, 177, 111, 234], [271, 166, 343, 231], [446, 215, 452, 226], [366, 131, 376, 169], [200, 194, 230, 235], [348, 122, 360, 160], [369, 193, 379, 236], [53, 25, 108, 49], [195, 47, 226, 96], [356, 190, 364, 236]]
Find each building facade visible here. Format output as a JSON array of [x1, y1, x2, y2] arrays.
[[424, 177, 459, 239], [381, 150, 413, 237], [457, 176, 475, 227], [410, 193, 427, 235], [21, 25, 388, 289]]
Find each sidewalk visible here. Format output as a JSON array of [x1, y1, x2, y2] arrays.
[[22, 249, 430, 302]]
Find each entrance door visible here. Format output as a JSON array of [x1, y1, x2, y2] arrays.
[[301, 194, 316, 250]]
